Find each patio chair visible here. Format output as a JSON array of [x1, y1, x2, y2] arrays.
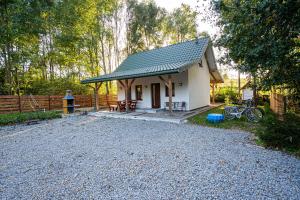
[[165, 101, 186, 111], [117, 101, 126, 112], [130, 100, 137, 111], [178, 102, 186, 111]]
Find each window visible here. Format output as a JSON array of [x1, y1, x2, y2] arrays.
[[165, 83, 175, 97], [135, 85, 143, 100]]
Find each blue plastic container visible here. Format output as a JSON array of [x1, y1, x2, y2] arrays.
[[207, 113, 224, 123]]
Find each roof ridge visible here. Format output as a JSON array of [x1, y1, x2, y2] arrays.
[[115, 60, 196, 72], [128, 37, 210, 58]]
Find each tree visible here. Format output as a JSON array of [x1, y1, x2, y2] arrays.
[[126, 0, 166, 54], [164, 4, 198, 44], [0, 0, 201, 95], [212, 0, 300, 99]]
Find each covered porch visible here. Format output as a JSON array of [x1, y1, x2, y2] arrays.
[[83, 73, 183, 113], [82, 71, 222, 114]]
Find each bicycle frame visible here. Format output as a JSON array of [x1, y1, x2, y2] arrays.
[[225, 99, 254, 119]]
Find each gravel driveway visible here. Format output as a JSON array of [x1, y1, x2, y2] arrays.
[[1, 115, 299, 199]]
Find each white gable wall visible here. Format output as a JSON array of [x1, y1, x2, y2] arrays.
[[188, 57, 210, 110], [117, 71, 189, 109]]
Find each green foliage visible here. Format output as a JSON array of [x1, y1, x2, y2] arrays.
[[214, 86, 238, 103], [126, 0, 167, 53], [214, 0, 300, 99], [24, 78, 90, 95], [164, 4, 198, 44], [0, 111, 61, 126], [257, 108, 300, 151], [0, 0, 199, 95]]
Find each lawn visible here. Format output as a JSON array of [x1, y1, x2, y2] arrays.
[[188, 106, 263, 134], [0, 111, 62, 126]]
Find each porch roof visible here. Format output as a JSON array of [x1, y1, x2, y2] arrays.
[[81, 37, 223, 84]]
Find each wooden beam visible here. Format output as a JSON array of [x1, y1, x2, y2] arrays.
[[209, 71, 217, 83], [212, 82, 215, 104], [158, 76, 169, 87], [168, 75, 173, 113], [128, 79, 135, 88], [118, 80, 125, 88], [124, 79, 130, 112]]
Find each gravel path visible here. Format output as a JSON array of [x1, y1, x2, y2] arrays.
[[0, 116, 299, 199]]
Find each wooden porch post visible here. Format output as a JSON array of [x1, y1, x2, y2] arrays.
[[125, 79, 129, 112], [212, 81, 215, 104], [168, 75, 173, 113], [122, 79, 135, 112], [158, 75, 173, 114]]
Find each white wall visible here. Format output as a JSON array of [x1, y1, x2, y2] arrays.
[[117, 71, 189, 109], [188, 57, 210, 110], [242, 89, 253, 100]]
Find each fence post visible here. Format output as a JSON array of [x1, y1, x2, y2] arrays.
[[18, 95, 22, 113], [48, 95, 51, 110], [90, 94, 93, 107]]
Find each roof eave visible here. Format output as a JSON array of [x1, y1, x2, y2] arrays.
[[81, 69, 180, 84]]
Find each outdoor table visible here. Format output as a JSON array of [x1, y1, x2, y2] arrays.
[[110, 105, 118, 111]]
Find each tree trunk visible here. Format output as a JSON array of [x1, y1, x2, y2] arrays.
[[252, 73, 257, 106]]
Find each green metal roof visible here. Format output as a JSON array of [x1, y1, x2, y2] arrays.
[[81, 37, 213, 84]]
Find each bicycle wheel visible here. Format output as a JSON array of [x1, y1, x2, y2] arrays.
[[223, 106, 236, 120], [245, 108, 263, 122]]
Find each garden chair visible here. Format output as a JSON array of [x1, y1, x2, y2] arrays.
[[117, 101, 126, 112], [130, 100, 137, 111]]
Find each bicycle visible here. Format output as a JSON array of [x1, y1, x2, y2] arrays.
[[223, 99, 263, 122]]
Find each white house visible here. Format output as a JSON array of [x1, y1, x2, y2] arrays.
[[81, 37, 223, 111]]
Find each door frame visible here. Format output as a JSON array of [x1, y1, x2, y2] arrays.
[[151, 83, 161, 108]]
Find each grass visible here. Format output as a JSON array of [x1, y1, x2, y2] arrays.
[[188, 106, 263, 133], [0, 111, 62, 126]]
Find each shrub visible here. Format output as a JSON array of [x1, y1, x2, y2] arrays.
[[0, 111, 62, 126], [214, 87, 238, 103], [257, 107, 300, 151]]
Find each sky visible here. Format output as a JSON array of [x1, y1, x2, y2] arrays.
[[154, 0, 240, 79]]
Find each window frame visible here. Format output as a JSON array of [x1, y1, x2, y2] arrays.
[[135, 85, 143, 100]]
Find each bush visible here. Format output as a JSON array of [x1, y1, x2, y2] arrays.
[[257, 105, 300, 151], [214, 87, 238, 103], [0, 111, 62, 126]]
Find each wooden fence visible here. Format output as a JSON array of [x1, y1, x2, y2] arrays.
[[0, 94, 117, 114], [270, 93, 286, 118]]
